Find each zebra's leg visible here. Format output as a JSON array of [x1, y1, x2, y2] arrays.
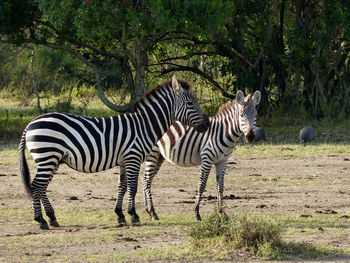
[[42, 193, 59, 227], [31, 186, 47, 229], [194, 160, 212, 221], [215, 161, 227, 214], [125, 160, 142, 225], [31, 165, 57, 230], [114, 166, 127, 225], [142, 147, 164, 220], [42, 168, 60, 227]]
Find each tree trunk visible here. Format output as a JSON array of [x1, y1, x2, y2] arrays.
[[44, 43, 144, 113], [131, 36, 148, 102]]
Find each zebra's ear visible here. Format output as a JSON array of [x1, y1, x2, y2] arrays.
[[236, 90, 245, 106], [172, 75, 183, 95], [251, 91, 261, 106]]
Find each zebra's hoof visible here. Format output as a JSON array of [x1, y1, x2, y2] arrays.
[[50, 220, 60, 227], [195, 215, 202, 221], [131, 215, 140, 226], [117, 216, 127, 226], [40, 221, 50, 230]]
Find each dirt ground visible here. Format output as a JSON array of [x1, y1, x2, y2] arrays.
[[1, 153, 350, 262]]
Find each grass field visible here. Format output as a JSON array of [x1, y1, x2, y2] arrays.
[[2, 207, 349, 262]]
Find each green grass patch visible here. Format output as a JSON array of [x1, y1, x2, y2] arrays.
[[282, 213, 350, 233], [224, 175, 334, 187], [99, 245, 218, 262], [235, 143, 350, 158], [0, 206, 194, 229], [0, 148, 18, 163]]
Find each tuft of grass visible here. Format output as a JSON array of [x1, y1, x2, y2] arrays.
[[187, 212, 283, 259]]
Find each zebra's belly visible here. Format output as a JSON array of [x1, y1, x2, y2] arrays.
[[60, 153, 120, 173], [164, 151, 201, 167], [214, 149, 234, 164]]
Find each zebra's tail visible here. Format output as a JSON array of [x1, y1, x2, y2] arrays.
[[18, 129, 32, 198]]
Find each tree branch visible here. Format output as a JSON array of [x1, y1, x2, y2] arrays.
[[44, 42, 132, 112], [35, 20, 124, 61], [159, 64, 234, 99], [149, 51, 215, 66]]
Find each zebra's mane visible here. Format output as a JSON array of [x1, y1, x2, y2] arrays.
[[131, 78, 191, 113], [216, 94, 252, 116]]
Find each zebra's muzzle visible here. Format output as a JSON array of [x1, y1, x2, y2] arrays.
[[195, 114, 210, 133]]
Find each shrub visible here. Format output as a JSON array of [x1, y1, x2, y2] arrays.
[[187, 212, 283, 259]]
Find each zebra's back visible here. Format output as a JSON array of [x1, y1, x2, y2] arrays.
[[25, 112, 135, 173]]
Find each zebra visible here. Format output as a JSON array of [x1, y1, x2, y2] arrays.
[[18, 76, 209, 229], [141, 90, 261, 221]]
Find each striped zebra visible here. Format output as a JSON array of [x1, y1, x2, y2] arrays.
[[142, 90, 261, 220], [18, 76, 209, 229]]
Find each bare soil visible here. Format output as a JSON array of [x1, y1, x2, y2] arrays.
[[1, 153, 350, 262]]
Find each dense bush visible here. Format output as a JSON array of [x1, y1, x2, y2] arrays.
[[187, 212, 283, 259]]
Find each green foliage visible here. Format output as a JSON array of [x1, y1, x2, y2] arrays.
[[0, 44, 92, 110], [73, 84, 97, 115], [0, 107, 38, 142], [187, 212, 283, 259], [151, 0, 234, 35], [0, 0, 40, 44], [0, 46, 33, 105]]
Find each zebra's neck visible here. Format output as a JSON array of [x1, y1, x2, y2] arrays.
[[133, 87, 174, 147], [211, 103, 243, 147]]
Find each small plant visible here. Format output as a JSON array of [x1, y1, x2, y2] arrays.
[[55, 99, 72, 112], [187, 212, 283, 259], [54, 85, 74, 113], [73, 84, 97, 115], [228, 214, 282, 252]]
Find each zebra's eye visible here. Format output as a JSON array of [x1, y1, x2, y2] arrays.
[[187, 101, 194, 106]]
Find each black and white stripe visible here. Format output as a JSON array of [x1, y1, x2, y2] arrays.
[[142, 90, 261, 220], [19, 76, 209, 229]]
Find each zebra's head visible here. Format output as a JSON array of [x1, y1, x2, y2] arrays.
[[171, 76, 209, 133], [236, 90, 261, 143]]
